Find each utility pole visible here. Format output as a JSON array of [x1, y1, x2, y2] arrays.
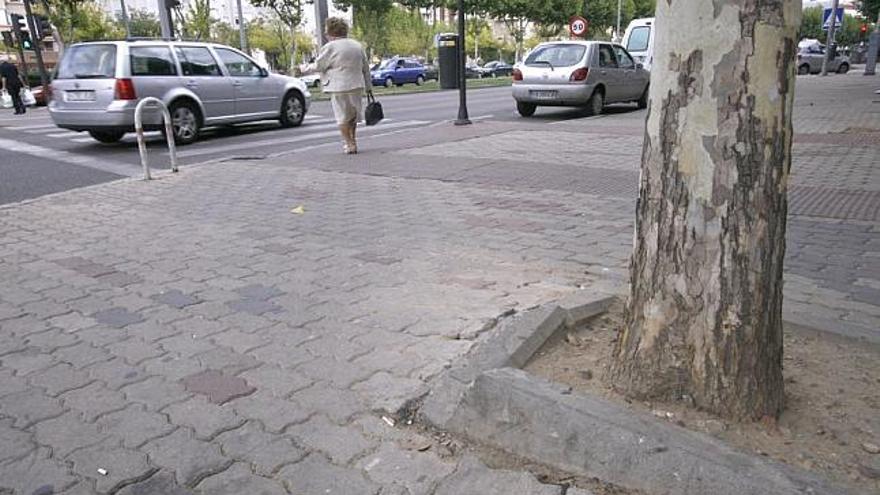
[[865, 11, 880, 76], [158, 0, 177, 39], [454, 0, 470, 126], [820, 0, 839, 76], [314, 0, 328, 48], [120, 0, 132, 38], [236, 0, 248, 52], [22, 0, 49, 90], [616, 0, 622, 42]]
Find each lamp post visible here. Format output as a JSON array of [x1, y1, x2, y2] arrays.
[[454, 0, 470, 126], [820, 0, 840, 76], [120, 0, 132, 38], [237, 0, 248, 53]]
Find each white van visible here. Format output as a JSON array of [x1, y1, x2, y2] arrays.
[[622, 18, 655, 71]]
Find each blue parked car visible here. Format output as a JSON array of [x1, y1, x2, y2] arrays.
[[371, 58, 427, 88]]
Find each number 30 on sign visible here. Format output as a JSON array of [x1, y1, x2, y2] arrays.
[[569, 16, 588, 37]]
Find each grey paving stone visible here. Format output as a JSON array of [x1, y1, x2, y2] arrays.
[[195, 462, 287, 495], [287, 415, 375, 465], [171, 317, 228, 339], [181, 370, 256, 405], [121, 376, 191, 411], [226, 298, 284, 316], [143, 428, 232, 488], [115, 471, 194, 495], [356, 442, 457, 495], [1, 348, 55, 377], [96, 406, 175, 449], [297, 358, 375, 390], [24, 328, 79, 352], [152, 290, 202, 309], [143, 354, 206, 382], [92, 308, 144, 329], [85, 358, 147, 391], [74, 325, 131, 347], [0, 390, 65, 428], [292, 382, 366, 424], [157, 334, 217, 358], [230, 391, 310, 433], [216, 422, 306, 476], [0, 448, 78, 495], [61, 382, 128, 423], [34, 412, 107, 458], [69, 442, 157, 494], [278, 454, 381, 495], [164, 397, 245, 440], [28, 363, 93, 397], [240, 365, 312, 399], [434, 455, 562, 495], [1, 314, 52, 337], [106, 339, 166, 366], [0, 417, 36, 463], [352, 372, 427, 416], [0, 368, 29, 397], [235, 285, 284, 301], [192, 347, 260, 375]]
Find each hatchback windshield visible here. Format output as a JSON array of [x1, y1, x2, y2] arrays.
[[626, 26, 650, 52], [56, 44, 117, 79], [525, 44, 586, 68]]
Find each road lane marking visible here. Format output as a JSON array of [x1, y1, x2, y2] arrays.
[[176, 120, 428, 158], [0, 137, 140, 177], [47, 131, 82, 138]]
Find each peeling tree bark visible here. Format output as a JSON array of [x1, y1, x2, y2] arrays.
[[609, 0, 800, 421]]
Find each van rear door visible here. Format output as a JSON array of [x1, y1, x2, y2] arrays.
[[623, 20, 653, 70]]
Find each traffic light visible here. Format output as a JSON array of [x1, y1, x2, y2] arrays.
[[165, 0, 181, 8], [19, 31, 32, 50], [34, 15, 53, 39], [10, 14, 27, 33]]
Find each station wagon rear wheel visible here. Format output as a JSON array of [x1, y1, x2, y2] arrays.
[[837, 63, 849, 74], [169, 101, 200, 145], [280, 92, 305, 128]]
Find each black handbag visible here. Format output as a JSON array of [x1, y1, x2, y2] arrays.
[[365, 91, 384, 126]]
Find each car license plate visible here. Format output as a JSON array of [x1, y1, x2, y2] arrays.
[[530, 90, 557, 99], [65, 91, 96, 102]]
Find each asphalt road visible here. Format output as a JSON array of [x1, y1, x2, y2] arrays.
[[0, 85, 599, 206]]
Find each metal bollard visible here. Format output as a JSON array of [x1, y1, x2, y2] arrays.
[[134, 97, 179, 180]]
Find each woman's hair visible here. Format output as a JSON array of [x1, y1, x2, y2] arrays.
[[326, 17, 349, 38]]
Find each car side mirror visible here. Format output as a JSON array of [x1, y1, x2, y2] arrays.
[[259, 68, 269, 77], [636, 63, 643, 70]]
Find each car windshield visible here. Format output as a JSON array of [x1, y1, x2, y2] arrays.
[[626, 26, 650, 52], [525, 44, 586, 68], [378, 60, 397, 70], [56, 44, 117, 79]]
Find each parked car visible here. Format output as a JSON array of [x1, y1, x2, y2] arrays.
[[512, 41, 650, 117], [371, 58, 426, 88], [300, 72, 321, 88], [797, 40, 850, 75], [30, 85, 49, 106], [48, 40, 311, 145], [423, 63, 439, 81], [465, 63, 485, 79], [482, 60, 514, 77], [622, 17, 654, 70]]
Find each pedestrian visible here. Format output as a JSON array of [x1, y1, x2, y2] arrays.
[[313, 17, 372, 154], [0, 54, 27, 115]]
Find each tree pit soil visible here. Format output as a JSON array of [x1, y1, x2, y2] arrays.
[[524, 300, 880, 494]]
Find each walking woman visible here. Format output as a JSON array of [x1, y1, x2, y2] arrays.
[[314, 17, 372, 154]]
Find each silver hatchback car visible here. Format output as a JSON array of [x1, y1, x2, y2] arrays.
[[49, 40, 311, 144], [512, 41, 649, 117]]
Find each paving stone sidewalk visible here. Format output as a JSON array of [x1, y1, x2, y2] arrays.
[[1, 72, 878, 494]]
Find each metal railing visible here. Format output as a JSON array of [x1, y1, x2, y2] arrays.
[[134, 97, 179, 180]]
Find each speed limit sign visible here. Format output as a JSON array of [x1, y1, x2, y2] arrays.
[[569, 16, 588, 37]]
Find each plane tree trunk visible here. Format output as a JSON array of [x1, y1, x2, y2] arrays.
[[609, 0, 801, 421]]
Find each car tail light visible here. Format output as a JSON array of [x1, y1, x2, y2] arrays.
[[114, 78, 136, 100], [570, 67, 589, 82], [512, 69, 523, 82]]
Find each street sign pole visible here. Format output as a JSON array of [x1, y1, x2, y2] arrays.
[[120, 0, 132, 38], [865, 12, 880, 76], [454, 0, 470, 126], [236, 0, 248, 53], [615, 0, 622, 42], [314, 0, 328, 49], [821, 0, 840, 76], [158, 0, 174, 39]]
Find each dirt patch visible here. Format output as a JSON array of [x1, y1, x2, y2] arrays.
[[524, 299, 880, 494]]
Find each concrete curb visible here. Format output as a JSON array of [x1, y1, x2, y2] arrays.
[[447, 368, 856, 495], [420, 294, 862, 495]]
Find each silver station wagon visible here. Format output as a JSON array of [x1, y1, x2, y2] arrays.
[[512, 40, 650, 117], [49, 40, 311, 144]]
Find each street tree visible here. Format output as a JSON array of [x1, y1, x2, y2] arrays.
[[123, 9, 161, 38], [334, 0, 394, 59], [179, 0, 213, 40], [608, 0, 800, 421], [861, 0, 880, 21], [252, 0, 308, 70]]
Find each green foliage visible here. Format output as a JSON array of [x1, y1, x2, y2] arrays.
[[46, 0, 122, 43], [251, 0, 307, 28], [386, 7, 434, 58], [178, 0, 213, 40], [123, 9, 161, 38], [861, 0, 880, 21]]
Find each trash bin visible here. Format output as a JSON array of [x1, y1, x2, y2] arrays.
[[437, 33, 459, 89]]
